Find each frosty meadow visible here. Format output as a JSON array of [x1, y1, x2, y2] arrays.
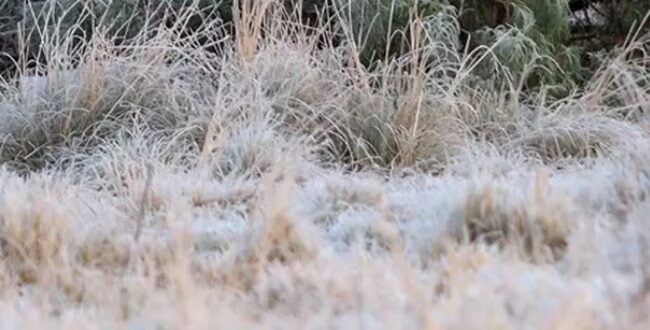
[[0, 0, 649, 329]]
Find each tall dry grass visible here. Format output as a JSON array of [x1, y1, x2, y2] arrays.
[[0, 0, 649, 328]]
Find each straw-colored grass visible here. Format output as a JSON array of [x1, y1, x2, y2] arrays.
[[0, 1, 650, 328]]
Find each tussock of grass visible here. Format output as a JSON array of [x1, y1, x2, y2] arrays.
[[220, 171, 316, 291], [460, 171, 570, 262], [0, 1, 649, 328]]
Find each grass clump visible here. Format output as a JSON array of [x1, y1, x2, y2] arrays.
[[460, 171, 571, 262]]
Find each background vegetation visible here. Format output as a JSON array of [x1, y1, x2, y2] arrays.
[[2, 1, 649, 83]]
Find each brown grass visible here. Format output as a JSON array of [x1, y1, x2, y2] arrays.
[[0, 1, 649, 328]]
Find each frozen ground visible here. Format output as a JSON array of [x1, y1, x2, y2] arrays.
[[0, 6, 649, 329]]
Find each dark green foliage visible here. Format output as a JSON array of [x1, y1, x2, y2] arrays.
[[450, 1, 577, 93], [1, 1, 231, 74], [0, 0, 649, 91], [0, 0, 23, 77], [333, 0, 447, 65], [454, 0, 649, 92]]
